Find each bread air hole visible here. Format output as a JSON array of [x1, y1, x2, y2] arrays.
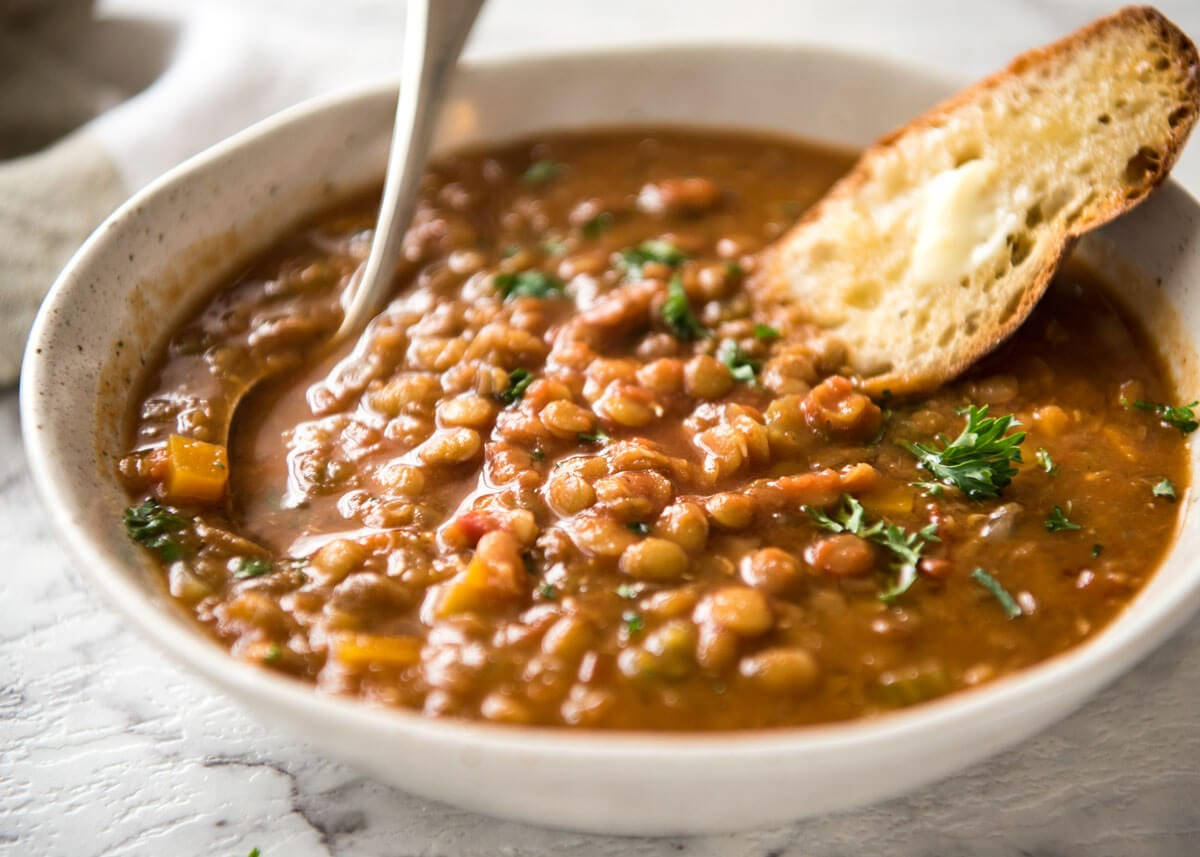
[[1009, 232, 1033, 267], [1124, 145, 1161, 185], [954, 146, 982, 167], [1097, 113, 1112, 125], [843, 279, 882, 310], [1169, 106, 1191, 128]]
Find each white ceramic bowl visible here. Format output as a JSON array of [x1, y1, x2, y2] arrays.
[[20, 46, 1200, 835]]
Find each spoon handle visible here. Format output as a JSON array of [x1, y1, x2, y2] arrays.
[[336, 0, 486, 340]]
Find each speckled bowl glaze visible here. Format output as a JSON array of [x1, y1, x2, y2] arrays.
[[20, 46, 1200, 835]]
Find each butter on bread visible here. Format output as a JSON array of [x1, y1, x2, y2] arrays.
[[764, 6, 1200, 396]]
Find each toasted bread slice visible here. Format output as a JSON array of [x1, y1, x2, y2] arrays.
[[764, 6, 1200, 396]]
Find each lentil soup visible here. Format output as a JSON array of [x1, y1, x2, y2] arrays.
[[118, 128, 1189, 729]]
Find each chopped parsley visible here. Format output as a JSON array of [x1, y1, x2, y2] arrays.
[[493, 270, 564, 301], [661, 275, 710, 341], [716, 339, 760, 385], [1045, 505, 1082, 532], [1153, 478, 1177, 501], [123, 498, 188, 561], [617, 239, 687, 280], [522, 159, 561, 185], [1092, 543, 1104, 558], [262, 644, 283, 664], [724, 261, 746, 281], [752, 322, 780, 342], [1124, 397, 1199, 434], [622, 610, 645, 635], [1036, 448, 1058, 475], [542, 238, 567, 256], [578, 428, 612, 445], [970, 568, 1023, 618], [501, 244, 520, 258], [582, 211, 614, 239], [530, 445, 546, 462], [536, 582, 559, 600], [497, 368, 534, 405], [805, 494, 939, 602], [616, 583, 640, 599], [626, 521, 651, 535], [248, 849, 262, 857], [902, 404, 1025, 500], [233, 557, 272, 579]]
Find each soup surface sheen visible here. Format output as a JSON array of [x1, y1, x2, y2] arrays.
[[119, 129, 1188, 729]]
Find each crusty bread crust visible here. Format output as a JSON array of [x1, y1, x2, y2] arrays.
[[764, 6, 1200, 397]]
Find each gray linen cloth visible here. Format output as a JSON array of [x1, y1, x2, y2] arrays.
[[0, 0, 403, 385]]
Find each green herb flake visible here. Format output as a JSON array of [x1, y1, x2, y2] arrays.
[[578, 428, 612, 445], [661, 275, 710, 341], [1036, 448, 1058, 475], [542, 238, 568, 256], [248, 849, 262, 857], [912, 481, 945, 497], [582, 211, 615, 239], [262, 645, 283, 664], [493, 270, 565, 301], [716, 339, 760, 385], [724, 261, 746, 281], [233, 557, 273, 579], [1124, 397, 1200, 434], [616, 583, 640, 599], [122, 498, 188, 561], [536, 582, 559, 600], [752, 322, 780, 342], [902, 404, 1025, 500], [622, 610, 645, 635], [1092, 543, 1104, 558], [502, 244, 520, 259], [1152, 478, 1177, 501], [805, 494, 939, 602], [1045, 505, 1082, 533], [627, 521, 651, 535], [522, 159, 562, 185], [530, 446, 546, 462], [971, 567, 1023, 618], [617, 239, 688, 281], [497, 368, 534, 405]]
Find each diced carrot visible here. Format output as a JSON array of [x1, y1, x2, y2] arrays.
[[435, 530, 527, 618], [333, 633, 421, 667], [164, 434, 228, 504]]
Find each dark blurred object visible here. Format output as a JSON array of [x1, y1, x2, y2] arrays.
[[0, 0, 176, 159]]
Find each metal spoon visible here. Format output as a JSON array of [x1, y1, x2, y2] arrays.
[[336, 0, 486, 339], [217, 0, 484, 448]]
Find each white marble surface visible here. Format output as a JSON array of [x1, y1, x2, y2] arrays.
[[7, 1, 1200, 854]]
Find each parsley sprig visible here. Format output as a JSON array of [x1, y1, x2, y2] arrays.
[[903, 405, 1025, 500], [497, 368, 534, 405], [1045, 505, 1082, 532], [661, 275, 710, 341], [1124, 397, 1199, 434], [716, 339, 760, 385], [970, 568, 1023, 618], [522, 159, 562, 185], [123, 499, 188, 561], [493, 270, 564, 301], [617, 239, 687, 280], [1153, 478, 1177, 501], [805, 494, 939, 602], [233, 557, 272, 579]]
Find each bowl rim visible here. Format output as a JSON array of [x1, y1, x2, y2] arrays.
[[19, 41, 1200, 758]]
